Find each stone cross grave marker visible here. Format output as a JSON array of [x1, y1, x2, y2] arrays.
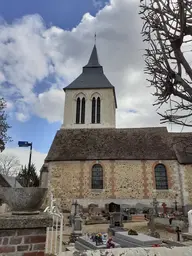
[[70, 200, 83, 243], [174, 197, 178, 211], [162, 202, 167, 215], [176, 226, 181, 242], [148, 198, 160, 238], [152, 197, 159, 217]]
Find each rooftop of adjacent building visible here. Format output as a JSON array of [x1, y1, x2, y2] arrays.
[[0, 174, 22, 188]]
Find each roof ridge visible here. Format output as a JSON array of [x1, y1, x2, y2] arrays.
[[58, 127, 168, 132]]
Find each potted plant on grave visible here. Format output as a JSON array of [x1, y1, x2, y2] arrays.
[[128, 229, 138, 235], [0, 163, 48, 215]]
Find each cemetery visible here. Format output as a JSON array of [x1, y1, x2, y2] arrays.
[[1, 175, 192, 255]]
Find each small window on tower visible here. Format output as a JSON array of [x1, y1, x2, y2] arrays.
[[91, 97, 96, 123], [91, 95, 101, 124], [97, 97, 101, 123], [76, 97, 80, 124], [81, 97, 85, 124]]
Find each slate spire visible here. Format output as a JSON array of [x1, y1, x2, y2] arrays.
[[84, 44, 101, 67]]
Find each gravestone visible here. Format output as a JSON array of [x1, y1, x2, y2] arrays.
[[113, 231, 162, 248], [147, 199, 160, 238], [85, 203, 106, 224], [75, 234, 120, 251], [108, 202, 127, 236], [69, 201, 83, 243], [152, 197, 159, 217], [109, 202, 123, 227], [88, 204, 99, 215], [188, 209, 192, 233], [109, 202, 120, 212], [182, 209, 192, 241], [176, 226, 181, 242], [69, 200, 79, 226]]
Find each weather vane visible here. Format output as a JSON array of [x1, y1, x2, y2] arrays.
[[94, 33, 97, 45]]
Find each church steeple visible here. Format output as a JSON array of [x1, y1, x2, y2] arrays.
[[84, 45, 101, 67], [62, 42, 117, 129], [64, 44, 115, 91]]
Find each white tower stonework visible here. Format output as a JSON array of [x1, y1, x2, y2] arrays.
[[62, 45, 117, 129]]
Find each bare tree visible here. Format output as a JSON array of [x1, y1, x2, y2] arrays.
[[140, 0, 192, 127], [0, 98, 11, 151], [0, 154, 21, 176]]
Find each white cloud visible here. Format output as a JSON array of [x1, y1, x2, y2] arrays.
[[33, 88, 64, 122], [92, 0, 104, 9], [15, 112, 29, 122], [2, 147, 46, 173], [0, 0, 188, 132], [0, 71, 5, 83]]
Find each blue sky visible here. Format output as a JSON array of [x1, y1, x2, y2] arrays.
[[1, 0, 108, 155], [1, 0, 104, 29]]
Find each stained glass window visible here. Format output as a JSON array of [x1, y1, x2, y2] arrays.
[[155, 164, 168, 190], [91, 164, 103, 189]]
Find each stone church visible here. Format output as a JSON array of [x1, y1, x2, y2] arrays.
[[45, 44, 192, 214]]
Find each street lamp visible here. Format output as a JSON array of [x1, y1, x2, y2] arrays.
[[18, 141, 33, 186]]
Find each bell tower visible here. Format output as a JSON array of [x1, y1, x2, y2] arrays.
[[62, 44, 117, 129]]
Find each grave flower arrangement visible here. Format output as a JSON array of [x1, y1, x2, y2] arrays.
[[95, 233, 103, 245], [107, 237, 115, 249]]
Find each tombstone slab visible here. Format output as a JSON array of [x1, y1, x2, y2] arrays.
[[75, 235, 120, 251], [113, 232, 162, 248], [108, 227, 128, 236]]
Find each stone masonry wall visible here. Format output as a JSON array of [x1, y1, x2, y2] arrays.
[[0, 228, 46, 256], [49, 161, 81, 210], [49, 160, 192, 211], [184, 164, 192, 205]]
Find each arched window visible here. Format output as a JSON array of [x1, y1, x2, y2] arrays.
[[91, 97, 96, 123], [76, 97, 80, 124], [155, 164, 168, 190], [91, 96, 101, 124], [91, 164, 103, 189], [75, 95, 86, 124], [81, 97, 85, 124], [97, 97, 101, 123]]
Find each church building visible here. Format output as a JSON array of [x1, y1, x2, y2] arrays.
[[45, 44, 192, 214]]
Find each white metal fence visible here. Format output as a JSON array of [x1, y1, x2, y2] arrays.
[[44, 194, 64, 255]]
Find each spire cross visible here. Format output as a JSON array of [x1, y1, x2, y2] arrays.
[[94, 33, 97, 45]]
